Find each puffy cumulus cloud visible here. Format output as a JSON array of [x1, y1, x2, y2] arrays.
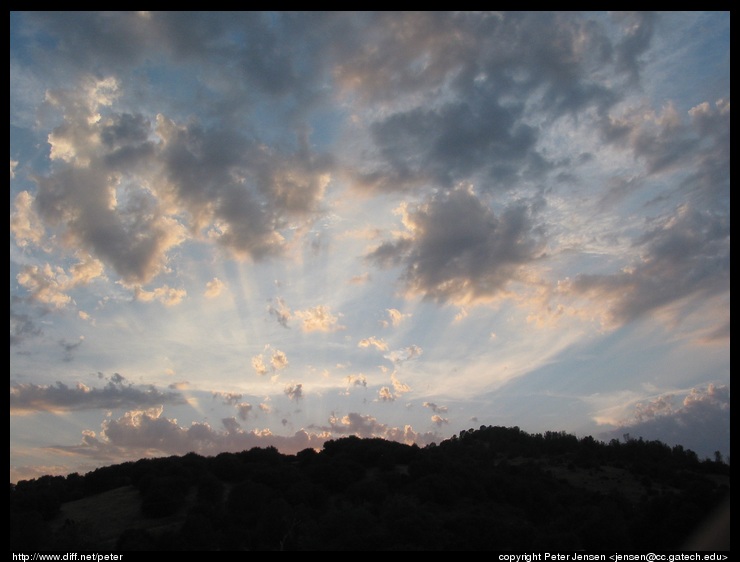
[[155, 115, 332, 260], [16, 264, 72, 309], [385, 345, 423, 365], [560, 204, 729, 332], [259, 403, 272, 414], [367, 187, 547, 305], [10, 377, 185, 414], [28, 79, 189, 287], [134, 285, 187, 306], [10, 191, 47, 250], [51, 407, 441, 463], [358, 336, 388, 352], [378, 387, 395, 402], [267, 297, 292, 328], [204, 277, 225, 299], [284, 383, 303, 401], [53, 406, 331, 460], [271, 349, 289, 371], [599, 384, 730, 460], [25, 68, 333, 289], [318, 412, 440, 447], [252, 354, 269, 377], [377, 372, 412, 403], [423, 402, 448, 414], [236, 403, 253, 421], [293, 305, 345, 333], [381, 308, 410, 328], [16, 254, 106, 309], [345, 374, 368, 389], [252, 345, 289, 377], [431, 415, 449, 426], [391, 371, 412, 395]]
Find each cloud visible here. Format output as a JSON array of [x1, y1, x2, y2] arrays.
[[59, 336, 84, 361], [236, 403, 253, 421], [423, 402, 448, 414], [50, 406, 440, 464], [10, 377, 185, 414], [51, 406, 329, 461], [610, 12, 657, 84], [267, 297, 292, 328], [284, 383, 303, 401], [25, 67, 333, 289], [29, 78, 188, 286], [358, 336, 388, 352], [599, 384, 730, 460], [10, 191, 47, 250], [251, 354, 268, 376], [10, 305, 42, 346], [134, 285, 187, 306], [252, 345, 289, 377], [367, 186, 547, 305], [293, 305, 344, 332], [16, 256, 105, 309], [212, 391, 243, 406], [391, 371, 412, 395], [342, 12, 643, 194], [431, 414, 449, 426], [345, 374, 367, 389], [378, 387, 394, 402], [317, 411, 440, 446], [271, 349, 289, 370], [168, 381, 189, 390], [560, 204, 730, 331], [381, 308, 410, 328], [204, 277, 225, 299], [376, 372, 412, 403], [385, 345, 423, 365]]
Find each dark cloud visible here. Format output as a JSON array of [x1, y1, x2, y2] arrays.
[[59, 336, 84, 362], [564, 204, 729, 329], [365, 99, 543, 191], [367, 187, 547, 304], [342, 12, 639, 193], [611, 12, 657, 84], [34, 165, 182, 286], [236, 403, 253, 421], [267, 297, 292, 328], [284, 383, 303, 401], [598, 99, 730, 209], [28, 89, 332, 285], [10, 379, 185, 413], [599, 384, 730, 460], [212, 391, 243, 406], [10, 304, 42, 346], [49, 407, 328, 460]]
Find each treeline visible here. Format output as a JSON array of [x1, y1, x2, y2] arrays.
[[10, 426, 730, 551]]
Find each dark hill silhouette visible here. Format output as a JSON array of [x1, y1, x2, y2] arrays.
[[10, 426, 730, 551]]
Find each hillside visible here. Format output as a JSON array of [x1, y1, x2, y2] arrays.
[[10, 426, 730, 551]]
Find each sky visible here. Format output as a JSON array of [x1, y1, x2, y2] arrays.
[[9, 11, 730, 484]]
